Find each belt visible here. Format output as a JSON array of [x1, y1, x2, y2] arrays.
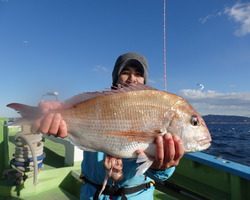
[[80, 175, 155, 200]]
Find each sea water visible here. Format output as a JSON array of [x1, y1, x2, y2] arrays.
[[203, 123, 250, 166]]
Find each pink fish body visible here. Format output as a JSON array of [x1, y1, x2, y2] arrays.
[[8, 86, 211, 161]]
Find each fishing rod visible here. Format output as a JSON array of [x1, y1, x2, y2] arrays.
[[163, 0, 167, 91]]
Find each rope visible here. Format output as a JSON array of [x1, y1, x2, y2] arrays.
[[11, 131, 45, 185]]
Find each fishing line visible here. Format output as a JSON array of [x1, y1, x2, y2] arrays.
[[163, 0, 167, 91]]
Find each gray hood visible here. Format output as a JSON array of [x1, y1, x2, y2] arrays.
[[112, 52, 148, 86]]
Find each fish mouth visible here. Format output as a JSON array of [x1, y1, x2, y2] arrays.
[[185, 137, 212, 152], [197, 137, 212, 149]]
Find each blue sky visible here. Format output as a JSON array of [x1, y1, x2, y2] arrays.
[[1, 0, 250, 117]]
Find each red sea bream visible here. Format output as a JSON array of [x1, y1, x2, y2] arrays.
[[7, 85, 211, 174]]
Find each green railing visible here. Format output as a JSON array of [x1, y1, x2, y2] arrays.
[[0, 118, 9, 176], [157, 152, 250, 200]]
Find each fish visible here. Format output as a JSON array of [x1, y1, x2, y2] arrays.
[[7, 85, 211, 176]]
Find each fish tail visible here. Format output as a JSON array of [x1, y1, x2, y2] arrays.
[[7, 103, 41, 125]]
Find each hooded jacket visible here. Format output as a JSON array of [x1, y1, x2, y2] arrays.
[[112, 52, 148, 86]]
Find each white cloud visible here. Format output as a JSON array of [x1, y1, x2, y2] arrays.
[[178, 89, 250, 117], [224, 2, 250, 36], [199, 11, 223, 24], [23, 40, 29, 47], [92, 65, 108, 73], [199, 2, 250, 37]]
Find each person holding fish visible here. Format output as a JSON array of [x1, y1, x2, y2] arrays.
[[9, 51, 211, 199], [33, 52, 185, 200], [35, 52, 184, 200]]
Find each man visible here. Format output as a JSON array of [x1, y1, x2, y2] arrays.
[[35, 52, 184, 200]]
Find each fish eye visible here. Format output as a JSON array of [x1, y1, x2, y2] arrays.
[[191, 115, 199, 126]]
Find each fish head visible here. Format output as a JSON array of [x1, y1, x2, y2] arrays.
[[165, 99, 211, 152]]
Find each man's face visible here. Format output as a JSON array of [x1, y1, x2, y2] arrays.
[[117, 66, 145, 85]]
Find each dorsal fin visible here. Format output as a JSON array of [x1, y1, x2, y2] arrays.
[[64, 84, 157, 108]]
